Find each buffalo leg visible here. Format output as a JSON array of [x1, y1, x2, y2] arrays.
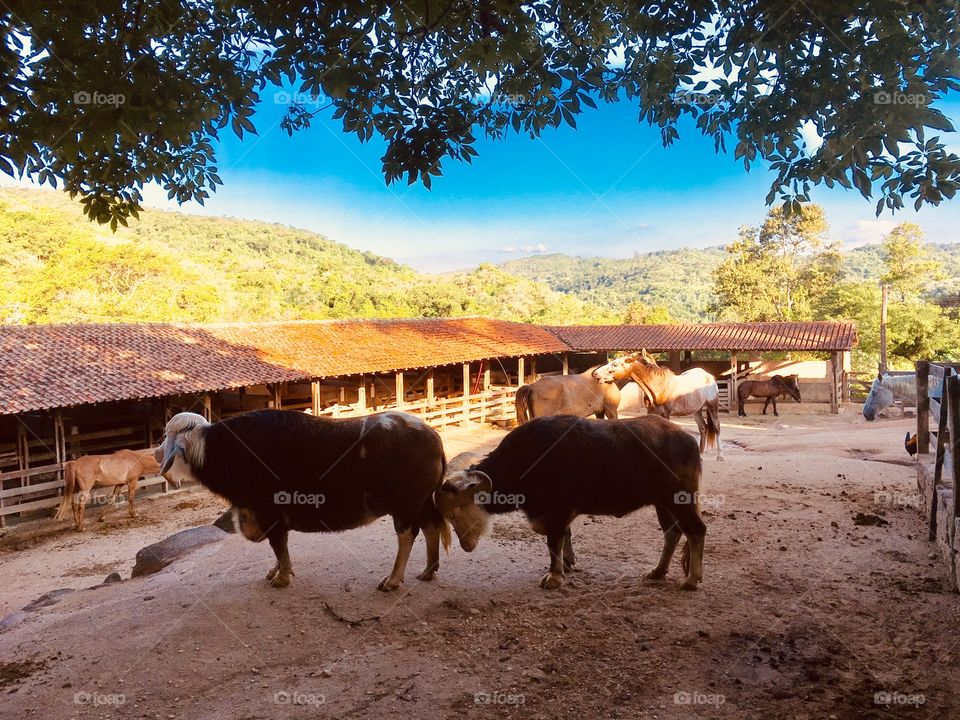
[[562, 527, 577, 571], [646, 505, 683, 581], [673, 505, 706, 590], [379, 519, 419, 592], [540, 526, 567, 590], [417, 501, 443, 581], [266, 526, 294, 588]]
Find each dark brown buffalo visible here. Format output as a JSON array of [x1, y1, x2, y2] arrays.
[[434, 414, 706, 591]]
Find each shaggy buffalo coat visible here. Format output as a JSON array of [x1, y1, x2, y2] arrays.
[[157, 410, 447, 590], [435, 414, 706, 590]]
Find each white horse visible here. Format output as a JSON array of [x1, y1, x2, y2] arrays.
[[862, 373, 917, 421], [593, 350, 724, 460]]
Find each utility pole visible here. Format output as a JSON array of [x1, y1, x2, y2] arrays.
[[879, 284, 889, 374]]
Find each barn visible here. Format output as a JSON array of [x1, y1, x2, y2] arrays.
[[0, 317, 856, 525]]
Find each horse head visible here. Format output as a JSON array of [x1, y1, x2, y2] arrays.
[[779, 374, 802, 402], [862, 377, 894, 421], [592, 355, 636, 384]]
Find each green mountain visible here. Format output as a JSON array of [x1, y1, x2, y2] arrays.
[[0, 188, 614, 325]]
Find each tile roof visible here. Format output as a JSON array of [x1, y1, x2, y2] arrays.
[[545, 321, 858, 353], [0, 318, 568, 415], [0, 318, 857, 415]]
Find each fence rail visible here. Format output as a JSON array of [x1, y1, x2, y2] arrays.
[[0, 386, 521, 525], [916, 362, 960, 572]]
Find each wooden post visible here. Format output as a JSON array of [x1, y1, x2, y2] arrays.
[[841, 351, 851, 403], [917, 361, 930, 454], [879, 284, 889, 374], [395, 371, 405, 409], [426, 369, 435, 405], [483, 363, 491, 392], [529, 357, 537, 382], [202, 394, 213, 421], [370, 377, 377, 410], [517, 357, 525, 387], [729, 352, 738, 413], [562, 353, 569, 375], [669, 351, 682, 374], [462, 363, 471, 425], [271, 384, 282, 410], [311, 380, 322, 415], [357, 376, 366, 414], [948, 375, 960, 524], [830, 352, 840, 414]]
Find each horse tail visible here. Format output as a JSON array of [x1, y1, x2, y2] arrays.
[[515, 385, 533, 424], [54, 460, 76, 520], [704, 398, 723, 458]]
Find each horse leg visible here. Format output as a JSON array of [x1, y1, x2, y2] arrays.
[[738, 393, 747, 417], [99, 485, 121, 521], [693, 412, 707, 454], [762, 396, 770, 414], [74, 486, 90, 532], [772, 396, 779, 416], [646, 505, 683, 581], [126, 479, 138, 517]]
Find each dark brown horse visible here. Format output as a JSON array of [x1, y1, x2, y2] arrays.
[[737, 375, 801, 417], [515, 367, 621, 423]]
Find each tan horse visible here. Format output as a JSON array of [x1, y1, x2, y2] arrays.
[[515, 367, 621, 423], [593, 350, 724, 460], [53, 449, 176, 531]]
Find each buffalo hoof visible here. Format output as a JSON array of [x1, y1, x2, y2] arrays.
[[128, 511, 139, 519], [644, 569, 667, 582], [539, 572, 563, 590], [266, 564, 293, 588], [416, 569, 436, 582], [377, 576, 403, 592], [680, 580, 699, 591]]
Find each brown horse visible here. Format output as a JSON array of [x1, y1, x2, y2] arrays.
[[53, 449, 175, 531], [515, 367, 621, 423], [593, 350, 724, 460], [736, 375, 801, 417]]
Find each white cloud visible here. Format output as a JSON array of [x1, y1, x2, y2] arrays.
[[841, 218, 898, 249]]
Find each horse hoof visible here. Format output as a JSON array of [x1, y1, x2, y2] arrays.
[[377, 576, 402, 592], [539, 573, 563, 590], [680, 580, 699, 591]]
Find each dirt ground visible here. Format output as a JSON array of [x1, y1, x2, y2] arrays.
[[1, 405, 958, 720]]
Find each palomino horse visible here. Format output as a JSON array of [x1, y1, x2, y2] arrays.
[[737, 375, 801, 416], [593, 350, 724, 460], [515, 367, 621, 422], [53, 449, 176, 531], [862, 373, 917, 421]]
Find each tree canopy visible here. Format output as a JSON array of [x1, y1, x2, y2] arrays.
[[3, 1, 959, 226]]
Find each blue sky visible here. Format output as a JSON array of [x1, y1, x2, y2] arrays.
[[37, 95, 960, 272]]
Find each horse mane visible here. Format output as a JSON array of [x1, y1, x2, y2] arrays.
[[880, 374, 916, 397]]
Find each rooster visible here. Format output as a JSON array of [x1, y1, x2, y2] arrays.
[[905, 432, 918, 457]]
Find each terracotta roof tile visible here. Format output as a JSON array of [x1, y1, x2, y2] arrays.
[[545, 321, 857, 353], [0, 318, 568, 415]]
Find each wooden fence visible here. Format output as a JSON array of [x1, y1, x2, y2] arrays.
[[0, 385, 521, 526], [916, 361, 960, 588]]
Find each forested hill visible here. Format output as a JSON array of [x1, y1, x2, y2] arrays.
[[501, 242, 960, 321], [0, 188, 615, 325]]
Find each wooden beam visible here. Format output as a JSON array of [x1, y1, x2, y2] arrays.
[[311, 380, 322, 415], [562, 353, 569, 375], [483, 363, 491, 392], [917, 360, 930, 455], [357, 376, 367, 413], [462, 363, 471, 425], [529, 357, 537, 382], [396, 371, 405, 409], [830, 352, 840, 414], [669, 351, 682, 373], [729, 352, 738, 413], [426, 369, 435, 404], [517, 357, 525, 387]]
